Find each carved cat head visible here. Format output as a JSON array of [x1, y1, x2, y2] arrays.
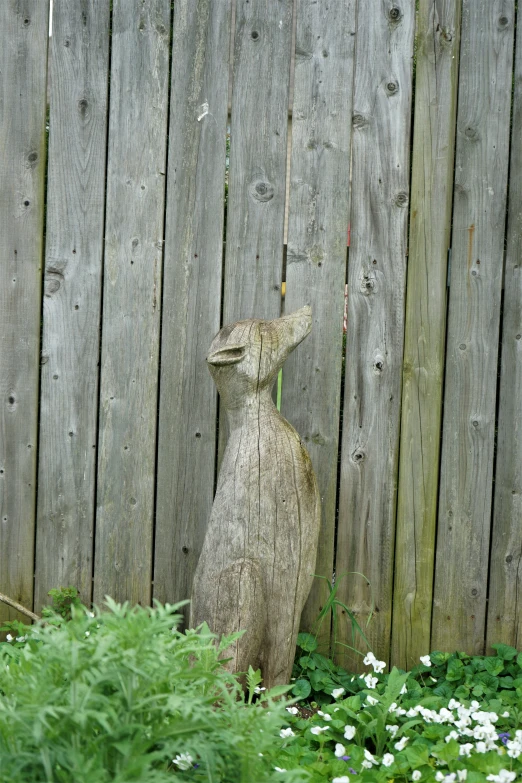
[[206, 306, 312, 407]]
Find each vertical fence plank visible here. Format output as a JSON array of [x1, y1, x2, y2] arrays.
[[282, 0, 356, 646], [486, 9, 522, 652], [335, 0, 415, 669], [153, 0, 232, 616], [34, 0, 110, 611], [0, 1, 49, 622], [391, 0, 461, 669], [432, 0, 514, 654], [94, 0, 171, 606], [223, 0, 293, 324]]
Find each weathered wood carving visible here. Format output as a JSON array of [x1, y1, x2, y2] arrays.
[[190, 306, 321, 688]]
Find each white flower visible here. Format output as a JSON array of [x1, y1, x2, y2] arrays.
[[366, 694, 378, 705], [400, 683, 408, 694], [364, 749, 378, 765], [445, 731, 459, 743], [310, 725, 329, 735], [279, 727, 295, 738], [457, 772, 468, 782], [361, 760, 373, 769], [501, 711, 510, 717], [286, 706, 298, 715], [448, 699, 461, 710], [394, 736, 409, 751], [459, 743, 473, 757], [88, 611, 95, 617], [332, 777, 350, 783], [317, 710, 332, 721], [475, 741, 488, 753], [334, 743, 346, 758], [363, 673, 378, 689], [15, 636, 26, 643], [435, 774, 456, 783], [382, 753, 394, 767], [389, 702, 398, 713], [274, 767, 286, 773], [386, 724, 399, 737], [332, 687, 345, 699], [486, 772, 517, 783], [5, 634, 13, 642], [254, 686, 266, 693], [373, 659, 386, 673], [363, 651, 377, 666], [85, 631, 90, 637], [172, 753, 193, 770], [412, 773, 421, 781], [344, 725, 356, 740], [420, 655, 432, 667]]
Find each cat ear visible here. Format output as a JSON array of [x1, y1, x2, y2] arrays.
[[206, 344, 246, 366]]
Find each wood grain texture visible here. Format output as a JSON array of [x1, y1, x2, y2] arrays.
[[153, 0, 231, 617], [335, 0, 415, 670], [191, 308, 321, 688], [0, 1, 49, 623], [486, 7, 522, 652], [281, 0, 356, 646], [34, 0, 110, 611], [94, 0, 170, 606], [223, 0, 293, 324], [431, 0, 514, 654], [391, 0, 461, 670]]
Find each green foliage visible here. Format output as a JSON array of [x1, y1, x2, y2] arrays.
[[275, 650, 522, 781], [290, 573, 374, 703], [0, 600, 305, 783], [42, 585, 83, 621]]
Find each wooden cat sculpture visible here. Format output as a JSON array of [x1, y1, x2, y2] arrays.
[[190, 305, 321, 688]]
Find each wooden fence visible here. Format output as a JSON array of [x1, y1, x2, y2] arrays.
[[1, 0, 520, 671]]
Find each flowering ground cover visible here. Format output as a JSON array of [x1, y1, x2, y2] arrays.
[[273, 644, 522, 782], [0, 603, 521, 782]]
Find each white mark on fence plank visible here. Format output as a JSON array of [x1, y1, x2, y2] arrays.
[[153, 0, 232, 621]]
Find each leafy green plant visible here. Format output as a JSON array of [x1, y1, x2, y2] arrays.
[[275, 650, 522, 781], [42, 585, 83, 621], [0, 599, 306, 783], [291, 572, 374, 702]]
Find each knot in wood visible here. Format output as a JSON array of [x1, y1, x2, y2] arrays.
[[352, 113, 368, 129], [78, 98, 89, 116], [394, 192, 408, 208], [360, 271, 376, 295], [386, 81, 398, 95], [250, 179, 274, 202], [498, 15, 509, 28], [388, 6, 402, 22], [352, 450, 365, 464], [464, 126, 479, 141]]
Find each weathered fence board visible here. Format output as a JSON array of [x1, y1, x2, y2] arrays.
[[335, 0, 415, 670], [391, 0, 461, 670], [282, 0, 356, 646], [34, 0, 110, 611], [153, 0, 232, 617], [223, 0, 293, 324], [0, 1, 49, 623], [94, 0, 170, 606], [431, 0, 514, 654], [486, 9, 522, 652]]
